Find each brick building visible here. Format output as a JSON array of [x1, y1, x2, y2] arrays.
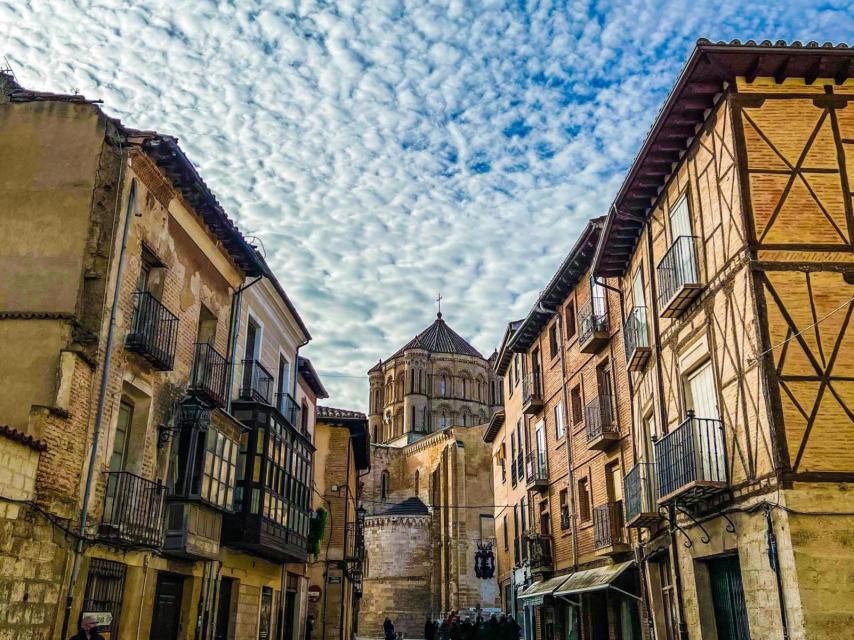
[[0, 71, 325, 640], [486, 219, 641, 640], [359, 314, 502, 638]]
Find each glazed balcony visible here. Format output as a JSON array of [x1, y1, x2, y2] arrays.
[[623, 306, 651, 371], [189, 342, 228, 408], [593, 502, 629, 556], [525, 449, 549, 491], [657, 236, 703, 318], [521, 372, 544, 415], [578, 298, 609, 353], [585, 395, 619, 450], [222, 510, 309, 563], [655, 413, 727, 506], [275, 392, 302, 431], [99, 471, 166, 548], [125, 291, 179, 371], [624, 462, 662, 529], [163, 501, 222, 560], [239, 359, 274, 404]]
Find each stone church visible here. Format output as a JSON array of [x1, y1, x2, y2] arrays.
[[359, 312, 503, 638]]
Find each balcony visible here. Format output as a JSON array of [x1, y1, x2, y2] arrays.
[[578, 298, 609, 353], [189, 342, 228, 408], [239, 359, 274, 404], [222, 511, 309, 563], [655, 413, 727, 506], [657, 236, 702, 318], [593, 502, 629, 556], [624, 462, 662, 528], [525, 450, 549, 491], [163, 501, 222, 560], [526, 532, 553, 575], [99, 471, 166, 548], [521, 372, 544, 415], [623, 306, 651, 371], [125, 292, 178, 371], [585, 395, 619, 450], [275, 392, 302, 431]]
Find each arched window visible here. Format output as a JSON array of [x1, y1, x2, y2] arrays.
[[381, 471, 390, 500], [415, 470, 420, 496], [439, 375, 447, 397], [373, 425, 379, 442], [410, 369, 415, 393], [438, 412, 447, 430]]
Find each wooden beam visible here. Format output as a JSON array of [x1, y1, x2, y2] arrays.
[[675, 98, 713, 111], [835, 58, 851, 85], [773, 56, 791, 84], [745, 55, 764, 83], [684, 82, 722, 95], [804, 56, 823, 85]]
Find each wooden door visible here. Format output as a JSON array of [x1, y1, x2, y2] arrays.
[[150, 574, 183, 640], [708, 556, 750, 640], [214, 577, 233, 640]]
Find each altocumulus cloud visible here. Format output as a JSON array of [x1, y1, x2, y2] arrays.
[[2, 0, 851, 409]]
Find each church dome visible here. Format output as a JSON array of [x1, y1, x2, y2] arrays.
[[388, 313, 484, 360]]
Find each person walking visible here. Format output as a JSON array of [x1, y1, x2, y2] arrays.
[[384, 617, 396, 640], [68, 616, 106, 640], [425, 616, 437, 640]]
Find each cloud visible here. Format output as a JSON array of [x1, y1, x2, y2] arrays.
[[2, 0, 851, 409]]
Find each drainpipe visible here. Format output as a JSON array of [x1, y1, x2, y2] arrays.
[[225, 275, 263, 413], [60, 156, 131, 640], [764, 504, 790, 640]]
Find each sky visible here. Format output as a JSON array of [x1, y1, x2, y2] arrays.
[[2, 1, 852, 410]]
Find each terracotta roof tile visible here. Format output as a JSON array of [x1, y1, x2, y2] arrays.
[[0, 425, 47, 452]]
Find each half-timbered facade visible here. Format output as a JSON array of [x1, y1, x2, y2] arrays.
[[594, 40, 854, 640]]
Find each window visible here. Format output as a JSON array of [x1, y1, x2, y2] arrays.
[[559, 489, 570, 530], [554, 401, 566, 440], [499, 440, 506, 483], [503, 515, 509, 550], [277, 355, 290, 410], [480, 514, 495, 540], [512, 506, 519, 563], [439, 375, 447, 397], [548, 324, 559, 359], [196, 304, 217, 344], [301, 401, 309, 434], [659, 555, 678, 640], [520, 497, 528, 560], [372, 425, 379, 443], [380, 471, 390, 500], [684, 360, 719, 420], [201, 429, 238, 510], [670, 193, 692, 241], [565, 301, 576, 339], [110, 400, 133, 472], [513, 355, 521, 387], [83, 559, 127, 640], [578, 478, 591, 522], [510, 433, 517, 486], [415, 470, 420, 496], [538, 500, 550, 535], [570, 386, 583, 424]]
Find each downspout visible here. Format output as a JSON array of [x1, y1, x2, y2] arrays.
[[225, 275, 263, 413], [61, 152, 131, 640], [764, 504, 790, 640]]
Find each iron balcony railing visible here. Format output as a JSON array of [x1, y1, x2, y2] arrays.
[[656, 235, 700, 310], [655, 413, 727, 501], [585, 395, 618, 442], [275, 392, 302, 430], [526, 531, 553, 570], [560, 509, 570, 530], [522, 372, 543, 406], [99, 471, 166, 548], [623, 306, 650, 359], [516, 452, 524, 484], [593, 502, 625, 549], [125, 291, 179, 371], [190, 342, 228, 408], [579, 297, 608, 345], [525, 449, 549, 484], [624, 462, 659, 524], [239, 359, 274, 404]]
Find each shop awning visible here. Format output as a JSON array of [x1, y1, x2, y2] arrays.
[[552, 561, 635, 597], [517, 575, 572, 607]]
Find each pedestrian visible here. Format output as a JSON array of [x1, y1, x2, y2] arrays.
[[305, 614, 315, 640], [68, 616, 105, 640], [384, 617, 396, 640], [425, 615, 436, 640]]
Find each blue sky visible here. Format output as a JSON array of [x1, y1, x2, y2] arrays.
[[2, 0, 852, 409]]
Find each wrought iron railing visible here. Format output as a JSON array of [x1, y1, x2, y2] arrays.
[[623, 306, 650, 360], [579, 297, 608, 345], [275, 392, 302, 429], [526, 532, 553, 569], [624, 462, 658, 523], [560, 509, 570, 530], [516, 452, 524, 484], [654, 413, 726, 500], [239, 359, 274, 404], [593, 502, 625, 549], [522, 372, 543, 405], [656, 235, 700, 309], [585, 395, 618, 442], [525, 449, 548, 484], [99, 471, 166, 547], [126, 291, 179, 371], [190, 342, 228, 407]]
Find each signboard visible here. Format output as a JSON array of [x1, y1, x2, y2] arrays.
[[82, 612, 113, 627], [308, 585, 322, 603], [328, 576, 342, 584]]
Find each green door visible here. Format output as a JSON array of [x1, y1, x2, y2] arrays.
[[708, 555, 750, 640]]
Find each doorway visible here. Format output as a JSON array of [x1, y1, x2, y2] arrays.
[[150, 573, 184, 640], [707, 555, 750, 640], [214, 577, 234, 640]]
